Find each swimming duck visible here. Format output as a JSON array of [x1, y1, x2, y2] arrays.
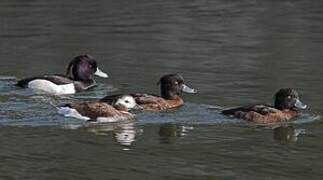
[[58, 95, 142, 122], [16, 54, 108, 95], [101, 74, 196, 112], [222, 88, 307, 124]]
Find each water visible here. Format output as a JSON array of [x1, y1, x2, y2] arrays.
[[1, 0, 323, 179]]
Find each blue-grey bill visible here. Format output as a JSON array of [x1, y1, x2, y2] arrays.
[[294, 99, 307, 109], [181, 84, 197, 93], [94, 68, 109, 78]]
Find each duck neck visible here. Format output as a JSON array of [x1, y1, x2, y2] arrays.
[[73, 73, 93, 81], [274, 100, 293, 111], [161, 90, 180, 100]]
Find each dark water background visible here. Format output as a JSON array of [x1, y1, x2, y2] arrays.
[[1, 0, 323, 179]]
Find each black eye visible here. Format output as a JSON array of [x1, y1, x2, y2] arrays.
[[125, 100, 129, 103]]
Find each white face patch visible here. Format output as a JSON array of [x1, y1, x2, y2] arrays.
[[115, 95, 137, 109]]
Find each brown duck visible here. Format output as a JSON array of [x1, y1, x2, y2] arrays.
[[222, 88, 307, 124], [58, 95, 142, 122], [101, 74, 197, 112]]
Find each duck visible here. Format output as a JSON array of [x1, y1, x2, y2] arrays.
[[222, 88, 307, 124], [58, 94, 142, 122], [16, 54, 108, 95], [101, 74, 197, 112]]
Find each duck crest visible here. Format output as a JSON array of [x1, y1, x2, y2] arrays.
[[66, 57, 77, 79]]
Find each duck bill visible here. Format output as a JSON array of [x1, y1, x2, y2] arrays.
[[294, 99, 307, 109], [94, 68, 109, 78], [181, 84, 197, 94]]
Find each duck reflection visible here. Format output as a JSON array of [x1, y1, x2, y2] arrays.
[[80, 122, 139, 147], [158, 124, 193, 143], [273, 126, 305, 142], [114, 123, 137, 146]]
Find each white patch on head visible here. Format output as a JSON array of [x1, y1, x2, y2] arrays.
[[57, 107, 90, 120], [28, 80, 76, 95], [115, 95, 137, 109]]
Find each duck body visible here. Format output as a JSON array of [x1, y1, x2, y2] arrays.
[[131, 93, 184, 112], [58, 95, 141, 122], [222, 88, 307, 124], [16, 55, 108, 95], [100, 74, 196, 112], [59, 101, 134, 122], [222, 104, 298, 124], [16, 75, 96, 95]]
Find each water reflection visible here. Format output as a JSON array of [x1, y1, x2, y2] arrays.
[[114, 123, 137, 146], [80, 122, 139, 147], [158, 124, 193, 143], [273, 126, 306, 142]]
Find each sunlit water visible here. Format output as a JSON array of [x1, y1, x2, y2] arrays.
[[1, 0, 323, 179]]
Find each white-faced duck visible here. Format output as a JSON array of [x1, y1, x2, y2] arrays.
[[58, 95, 142, 122], [16, 54, 108, 95], [222, 88, 307, 124]]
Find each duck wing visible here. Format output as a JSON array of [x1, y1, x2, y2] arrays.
[[67, 101, 123, 119], [248, 104, 279, 115], [222, 104, 278, 116], [131, 93, 175, 111], [16, 75, 73, 88], [131, 93, 164, 104]]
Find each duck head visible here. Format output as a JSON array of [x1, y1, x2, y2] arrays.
[[113, 95, 143, 112], [274, 88, 307, 111], [66, 54, 108, 81], [158, 74, 196, 100]]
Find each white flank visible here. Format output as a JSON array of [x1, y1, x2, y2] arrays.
[[28, 80, 76, 95], [57, 107, 90, 121]]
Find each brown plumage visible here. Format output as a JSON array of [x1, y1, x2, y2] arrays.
[[231, 105, 298, 124], [101, 74, 196, 112], [222, 88, 307, 124], [132, 93, 184, 112], [66, 101, 134, 120], [59, 95, 140, 122]]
